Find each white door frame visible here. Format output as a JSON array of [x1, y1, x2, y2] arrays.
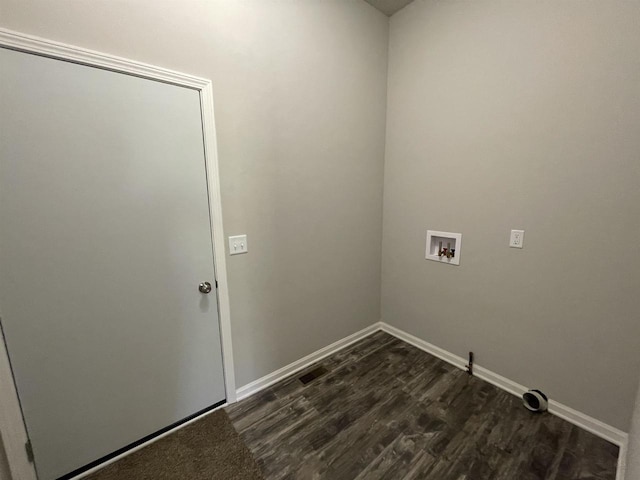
[[0, 28, 237, 480]]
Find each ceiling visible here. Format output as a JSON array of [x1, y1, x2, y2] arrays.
[[363, 0, 415, 16]]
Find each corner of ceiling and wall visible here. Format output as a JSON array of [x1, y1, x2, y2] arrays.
[[363, 0, 416, 17]]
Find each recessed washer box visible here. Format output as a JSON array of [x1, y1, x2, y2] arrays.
[[426, 230, 462, 266]]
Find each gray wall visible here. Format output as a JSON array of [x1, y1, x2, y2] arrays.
[[0, 0, 389, 389], [382, 0, 640, 431], [0, 437, 9, 480]]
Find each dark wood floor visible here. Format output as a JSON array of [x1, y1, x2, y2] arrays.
[[226, 331, 618, 480]]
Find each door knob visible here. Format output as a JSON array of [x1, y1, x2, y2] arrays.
[[199, 281, 212, 294]]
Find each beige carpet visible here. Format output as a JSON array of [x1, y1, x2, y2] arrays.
[[85, 410, 264, 480]]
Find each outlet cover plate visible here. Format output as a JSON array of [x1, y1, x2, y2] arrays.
[[509, 230, 525, 248]]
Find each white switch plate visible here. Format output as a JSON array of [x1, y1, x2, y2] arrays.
[[509, 230, 525, 248], [229, 234, 248, 255]]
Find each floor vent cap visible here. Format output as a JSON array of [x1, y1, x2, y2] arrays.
[[298, 366, 328, 385]]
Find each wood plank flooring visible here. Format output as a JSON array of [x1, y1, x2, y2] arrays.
[[226, 331, 619, 480]]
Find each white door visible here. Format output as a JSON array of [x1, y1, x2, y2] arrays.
[[0, 47, 226, 479]]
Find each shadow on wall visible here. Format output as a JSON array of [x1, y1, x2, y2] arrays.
[[0, 436, 10, 480]]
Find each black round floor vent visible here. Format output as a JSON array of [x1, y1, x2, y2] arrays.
[[523, 389, 548, 413]]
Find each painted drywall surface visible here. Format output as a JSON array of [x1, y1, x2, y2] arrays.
[[0, 0, 388, 388], [627, 380, 640, 479], [382, 0, 640, 431], [0, 437, 9, 480]]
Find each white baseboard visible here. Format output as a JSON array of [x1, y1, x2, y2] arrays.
[[379, 322, 468, 370], [617, 440, 627, 480], [235, 323, 382, 401], [379, 322, 628, 450]]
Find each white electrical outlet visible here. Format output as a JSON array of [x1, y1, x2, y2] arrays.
[[228, 234, 248, 255], [509, 230, 525, 248]]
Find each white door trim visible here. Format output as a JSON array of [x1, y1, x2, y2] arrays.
[[0, 27, 236, 480]]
